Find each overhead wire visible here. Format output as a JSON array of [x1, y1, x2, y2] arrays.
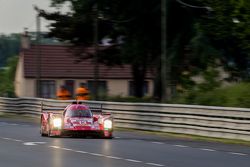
[[175, 0, 213, 11]]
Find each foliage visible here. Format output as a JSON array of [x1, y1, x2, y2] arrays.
[[170, 0, 250, 103], [0, 34, 20, 67], [0, 56, 18, 97], [39, 0, 161, 98], [172, 82, 250, 108], [39, 0, 250, 102], [104, 95, 156, 103], [196, 0, 250, 77], [196, 67, 221, 91]]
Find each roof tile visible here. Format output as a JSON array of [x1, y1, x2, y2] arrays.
[[22, 45, 154, 79]]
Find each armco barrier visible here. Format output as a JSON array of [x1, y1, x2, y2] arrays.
[[0, 97, 250, 141]]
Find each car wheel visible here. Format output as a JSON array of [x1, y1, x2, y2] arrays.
[[100, 131, 113, 139], [48, 125, 52, 137], [40, 124, 47, 137], [40, 118, 47, 137]]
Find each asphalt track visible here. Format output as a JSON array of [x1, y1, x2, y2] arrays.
[[0, 118, 250, 167]]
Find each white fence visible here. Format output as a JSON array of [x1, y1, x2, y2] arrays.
[[0, 97, 250, 141]]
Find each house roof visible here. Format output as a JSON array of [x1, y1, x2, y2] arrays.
[[22, 44, 154, 79]]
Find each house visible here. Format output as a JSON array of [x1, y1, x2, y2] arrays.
[[15, 35, 154, 99]]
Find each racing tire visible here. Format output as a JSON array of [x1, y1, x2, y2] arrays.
[[47, 121, 52, 137], [100, 131, 113, 139], [104, 136, 113, 139], [48, 127, 52, 137], [40, 119, 47, 137], [40, 127, 47, 137]]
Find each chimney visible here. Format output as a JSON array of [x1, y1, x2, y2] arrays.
[[21, 28, 30, 49]]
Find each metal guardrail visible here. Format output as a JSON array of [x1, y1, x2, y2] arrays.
[[0, 97, 250, 141]]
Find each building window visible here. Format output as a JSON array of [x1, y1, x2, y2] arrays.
[[65, 80, 75, 97], [39, 80, 56, 98], [129, 81, 149, 96], [87, 80, 107, 97]]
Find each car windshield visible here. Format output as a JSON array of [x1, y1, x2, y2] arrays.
[[65, 109, 92, 118]]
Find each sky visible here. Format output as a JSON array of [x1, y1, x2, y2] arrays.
[[0, 0, 65, 34]]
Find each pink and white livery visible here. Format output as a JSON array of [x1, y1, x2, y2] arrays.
[[40, 102, 113, 138]]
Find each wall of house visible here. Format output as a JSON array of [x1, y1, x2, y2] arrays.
[[16, 72, 153, 98], [107, 79, 154, 97], [15, 55, 36, 97], [107, 79, 128, 96], [54, 79, 154, 97], [61, 79, 129, 97], [14, 54, 25, 97], [25, 79, 36, 97]]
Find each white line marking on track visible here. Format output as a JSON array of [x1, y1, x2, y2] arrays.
[[49, 146, 61, 149], [89, 153, 104, 157], [105, 156, 122, 160], [173, 144, 188, 148], [152, 142, 164, 145], [125, 159, 142, 163], [12, 139, 23, 142], [114, 137, 121, 139], [9, 123, 18, 126], [146, 162, 165, 166], [200, 148, 216, 152], [74, 150, 88, 154], [48, 145, 165, 166], [229, 152, 247, 156], [61, 148, 73, 151], [23, 142, 46, 146], [0, 137, 24, 142]]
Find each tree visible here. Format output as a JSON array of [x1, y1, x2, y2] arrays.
[[191, 0, 250, 78], [38, 0, 161, 98], [0, 56, 18, 97], [39, 0, 250, 101], [0, 34, 20, 67]]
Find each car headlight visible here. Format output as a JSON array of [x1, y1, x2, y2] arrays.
[[104, 120, 112, 129], [53, 118, 62, 128]]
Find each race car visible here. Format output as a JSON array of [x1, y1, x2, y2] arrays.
[[40, 101, 113, 138]]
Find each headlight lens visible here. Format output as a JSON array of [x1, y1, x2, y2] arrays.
[[104, 120, 112, 129], [53, 118, 62, 128]]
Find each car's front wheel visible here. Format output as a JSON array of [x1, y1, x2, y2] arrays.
[[100, 131, 113, 139]]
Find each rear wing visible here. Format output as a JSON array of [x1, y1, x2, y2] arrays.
[[40, 100, 110, 115], [72, 101, 104, 114], [89, 103, 111, 115], [89, 104, 104, 115]]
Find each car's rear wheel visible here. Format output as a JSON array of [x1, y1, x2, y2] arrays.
[[40, 118, 47, 137], [40, 124, 47, 137], [47, 123, 52, 137]]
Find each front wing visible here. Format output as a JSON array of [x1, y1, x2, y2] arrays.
[[49, 126, 113, 138]]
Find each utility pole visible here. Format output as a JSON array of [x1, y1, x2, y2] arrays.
[[93, 4, 99, 100], [161, 0, 170, 102], [36, 12, 42, 97]]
